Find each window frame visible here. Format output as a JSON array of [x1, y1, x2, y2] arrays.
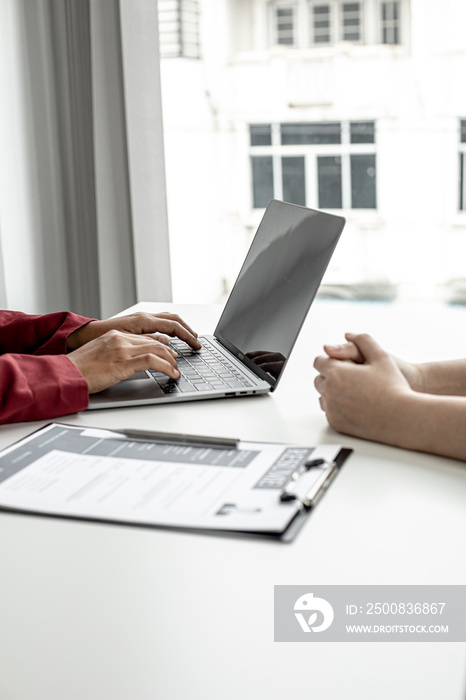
[[158, 0, 201, 59], [268, 0, 408, 49], [310, 2, 333, 45], [380, 0, 401, 45], [308, 0, 364, 47], [249, 120, 377, 211], [270, 1, 299, 47], [459, 120, 466, 212], [340, 2, 363, 43]]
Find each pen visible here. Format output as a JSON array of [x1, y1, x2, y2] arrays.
[[113, 428, 239, 451]]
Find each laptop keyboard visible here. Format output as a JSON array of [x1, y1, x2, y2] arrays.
[[148, 337, 255, 395]]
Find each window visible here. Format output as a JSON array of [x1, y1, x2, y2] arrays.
[[351, 154, 376, 208], [250, 121, 377, 210], [350, 120, 375, 143], [281, 122, 341, 144], [270, 0, 408, 48], [250, 124, 272, 146], [460, 120, 466, 211], [158, 0, 201, 59], [318, 157, 343, 208], [309, 1, 362, 45], [341, 2, 362, 42], [312, 4, 332, 44], [273, 3, 297, 46], [381, 1, 401, 45], [282, 157, 306, 205], [251, 156, 274, 208]]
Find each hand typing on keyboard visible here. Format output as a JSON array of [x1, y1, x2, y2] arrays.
[[149, 338, 254, 395], [68, 311, 202, 351], [67, 311, 202, 393]]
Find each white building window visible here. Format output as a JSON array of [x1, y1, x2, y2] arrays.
[[380, 1, 401, 44], [272, 3, 297, 46], [341, 2, 362, 42], [158, 0, 201, 59], [312, 4, 332, 44], [460, 120, 466, 211], [309, 1, 362, 45], [269, 0, 408, 48], [250, 121, 377, 210]]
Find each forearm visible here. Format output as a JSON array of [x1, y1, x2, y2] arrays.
[[385, 391, 466, 462], [417, 359, 466, 396], [0, 310, 93, 355], [0, 354, 88, 424]]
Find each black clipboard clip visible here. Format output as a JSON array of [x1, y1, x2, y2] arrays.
[[280, 458, 337, 509]]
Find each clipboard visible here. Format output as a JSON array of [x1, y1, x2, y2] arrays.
[[0, 423, 352, 542]]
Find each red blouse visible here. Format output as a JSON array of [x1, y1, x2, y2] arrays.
[[0, 311, 92, 424]]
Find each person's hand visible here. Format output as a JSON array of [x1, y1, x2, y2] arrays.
[[323, 332, 424, 392], [67, 312, 201, 352], [313, 333, 413, 443], [68, 330, 180, 394]]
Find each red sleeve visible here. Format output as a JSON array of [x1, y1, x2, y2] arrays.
[[0, 353, 89, 424], [0, 310, 94, 355]]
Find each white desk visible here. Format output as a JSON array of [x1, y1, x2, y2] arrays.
[[0, 300, 465, 700]]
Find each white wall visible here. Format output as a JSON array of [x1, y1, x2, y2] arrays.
[[161, 59, 225, 303]]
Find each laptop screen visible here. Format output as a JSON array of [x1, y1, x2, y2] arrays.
[[214, 200, 345, 389]]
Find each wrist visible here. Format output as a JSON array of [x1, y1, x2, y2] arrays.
[[66, 321, 99, 351], [377, 388, 419, 450], [388, 390, 433, 452], [395, 356, 424, 393]]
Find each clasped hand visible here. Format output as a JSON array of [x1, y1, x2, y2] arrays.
[[313, 333, 417, 444]]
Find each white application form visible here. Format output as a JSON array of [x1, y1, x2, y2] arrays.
[[0, 424, 351, 539]]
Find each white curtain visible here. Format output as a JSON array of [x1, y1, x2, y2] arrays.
[[0, 0, 172, 319]]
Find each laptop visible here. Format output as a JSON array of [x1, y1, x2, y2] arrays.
[[87, 200, 345, 410]]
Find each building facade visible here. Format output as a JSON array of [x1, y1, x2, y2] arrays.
[[160, 0, 466, 303]]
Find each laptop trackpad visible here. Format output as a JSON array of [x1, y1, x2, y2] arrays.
[[92, 372, 163, 401]]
